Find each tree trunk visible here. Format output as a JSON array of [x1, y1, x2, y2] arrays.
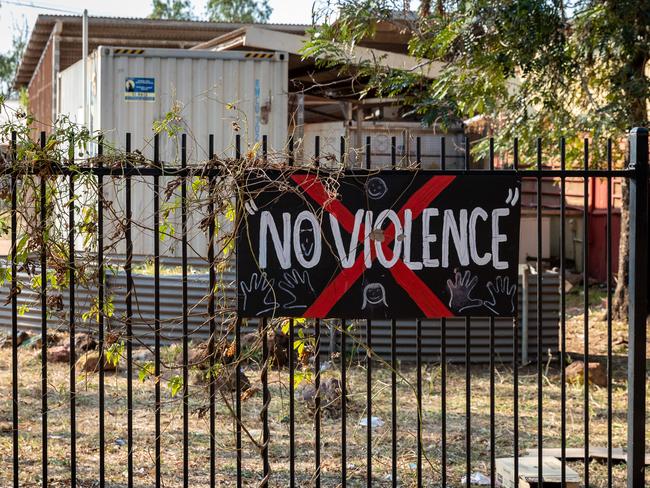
[[419, 0, 431, 17], [612, 47, 647, 321], [612, 178, 629, 320]]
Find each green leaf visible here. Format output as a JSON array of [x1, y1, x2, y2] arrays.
[[225, 203, 236, 222], [281, 320, 290, 335], [168, 375, 183, 397], [138, 362, 155, 383], [105, 341, 125, 367], [293, 369, 312, 389], [205, 362, 222, 380]]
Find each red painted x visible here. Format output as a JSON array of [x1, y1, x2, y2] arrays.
[[290, 173, 457, 318]]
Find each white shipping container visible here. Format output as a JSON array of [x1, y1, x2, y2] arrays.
[[57, 47, 288, 260], [58, 46, 289, 160]]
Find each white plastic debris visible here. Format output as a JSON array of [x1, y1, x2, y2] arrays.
[[460, 472, 490, 486], [358, 416, 384, 428]]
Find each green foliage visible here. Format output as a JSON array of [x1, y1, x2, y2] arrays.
[[168, 374, 183, 397], [292, 323, 312, 357], [205, 362, 223, 381], [138, 361, 155, 382], [106, 341, 125, 367], [149, 0, 195, 20], [82, 296, 115, 323], [306, 0, 650, 165], [149, 0, 273, 22], [292, 369, 312, 389], [0, 20, 28, 98], [18, 87, 28, 109], [205, 0, 272, 23], [152, 103, 184, 137]]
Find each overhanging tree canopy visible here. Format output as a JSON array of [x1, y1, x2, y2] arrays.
[[304, 0, 649, 318]]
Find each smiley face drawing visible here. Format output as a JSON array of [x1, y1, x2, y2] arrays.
[[361, 283, 388, 309], [365, 177, 388, 200]]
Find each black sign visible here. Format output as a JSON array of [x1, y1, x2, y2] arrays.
[[236, 170, 521, 319]]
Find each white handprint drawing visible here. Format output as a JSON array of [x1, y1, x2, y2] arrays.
[[446, 270, 483, 312], [239, 272, 278, 316], [278, 269, 315, 309], [484, 276, 517, 314]]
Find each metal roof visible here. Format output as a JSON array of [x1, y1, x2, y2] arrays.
[[15, 14, 308, 87], [195, 25, 444, 80]]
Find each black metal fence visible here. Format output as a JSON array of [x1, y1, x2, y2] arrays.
[[2, 128, 648, 488]]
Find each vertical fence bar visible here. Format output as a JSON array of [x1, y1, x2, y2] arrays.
[[97, 136, 106, 488], [340, 135, 347, 488], [535, 137, 544, 487], [153, 134, 162, 488], [440, 135, 447, 488], [512, 137, 519, 485], [582, 138, 590, 488], [287, 135, 296, 488], [235, 134, 243, 488], [627, 127, 648, 488], [488, 137, 496, 488], [556, 137, 560, 484], [261, 317, 270, 487], [68, 138, 77, 488], [39, 130, 48, 488], [605, 138, 613, 488], [390, 135, 398, 488], [11, 131, 18, 488], [208, 133, 216, 488], [261, 135, 270, 487], [365, 135, 373, 488], [415, 136, 422, 488], [464, 136, 471, 488], [313, 135, 322, 488], [125, 133, 134, 488], [535, 137, 543, 488], [235, 310, 242, 488], [181, 133, 189, 488]]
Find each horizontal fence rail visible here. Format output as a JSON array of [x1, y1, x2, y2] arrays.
[[1, 128, 647, 488]]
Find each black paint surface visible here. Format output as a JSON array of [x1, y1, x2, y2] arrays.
[[237, 170, 521, 319]]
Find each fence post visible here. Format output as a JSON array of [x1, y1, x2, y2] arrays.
[[627, 127, 648, 488]]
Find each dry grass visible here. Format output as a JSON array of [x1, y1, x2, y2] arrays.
[[1, 288, 649, 487]]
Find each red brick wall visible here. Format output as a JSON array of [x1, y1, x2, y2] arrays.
[[27, 39, 53, 138]]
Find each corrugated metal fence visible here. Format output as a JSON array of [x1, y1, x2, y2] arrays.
[[0, 267, 559, 363]]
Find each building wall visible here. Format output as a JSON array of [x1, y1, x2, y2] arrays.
[[522, 176, 622, 282], [302, 121, 466, 168], [27, 36, 54, 137]]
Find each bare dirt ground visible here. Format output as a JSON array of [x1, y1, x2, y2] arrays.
[[0, 286, 649, 487]]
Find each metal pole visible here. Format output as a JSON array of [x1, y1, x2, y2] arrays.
[[521, 264, 529, 364], [627, 127, 648, 488], [82, 9, 88, 128]]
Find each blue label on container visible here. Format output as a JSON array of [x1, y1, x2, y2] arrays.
[[125, 77, 155, 101]]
